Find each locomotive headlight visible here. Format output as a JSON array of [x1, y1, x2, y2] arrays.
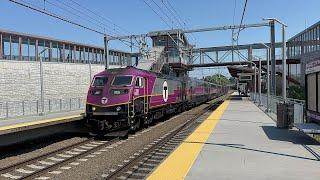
[[116, 106, 122, 111], [113, 90, 121, 95], [92, 89, 102, 95], [92, 107, 96, 111], [111, 89, 129, 95]]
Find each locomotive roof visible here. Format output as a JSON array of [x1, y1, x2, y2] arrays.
[[94, 66, 221, 86]]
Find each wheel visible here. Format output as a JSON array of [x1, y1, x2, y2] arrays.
[[181, 105, 186, 112]]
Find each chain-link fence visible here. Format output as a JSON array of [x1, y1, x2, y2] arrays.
[[250, 93, 305, 124]]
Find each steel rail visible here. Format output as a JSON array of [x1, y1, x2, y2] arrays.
[[0, 137, 119, 179], [20, 138, 119, 179], [104, 94, 230, 179], [0, 138, 94, 173]]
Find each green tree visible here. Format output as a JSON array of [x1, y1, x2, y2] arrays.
[[204, 74, 230, 85], [287, 85, 304, 100]]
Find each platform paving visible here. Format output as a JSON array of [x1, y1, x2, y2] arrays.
[[0, 110, 83, 131], [186, 96, 320, 180]]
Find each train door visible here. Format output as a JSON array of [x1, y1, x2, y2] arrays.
[[144, 78, 148, 114], [133, 77, 147, 114], [181, 81, 186, 101]]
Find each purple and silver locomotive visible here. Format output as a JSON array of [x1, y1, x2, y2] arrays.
[[85, 66, 226, 135]]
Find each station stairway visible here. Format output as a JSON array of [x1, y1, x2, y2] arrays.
[[136, 46, 166, 73], [260, 66, 301, 86]]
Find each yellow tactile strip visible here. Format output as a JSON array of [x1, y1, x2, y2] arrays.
[[0, 115, 82, 134], [147, 100, 230, 180]]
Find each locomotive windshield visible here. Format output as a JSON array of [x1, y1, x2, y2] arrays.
[[112, 76, 133, 86], [92, 76, 108, 87]]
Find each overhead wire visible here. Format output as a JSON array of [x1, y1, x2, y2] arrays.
[[234, 0, 249, 64], [51, 0, 123, 36], [236, 0, 248, 42], [44, 0, 109, 34], [142, 0, 172, 28], [8, 0, 105, 35], [8, 0, 140, 50], [68, 0, 131, 35], [53, 0, 142, 50], [45, 0, 139, 48], [150, 0, 177, 29], [163, 0, 198, 44], [45, 0, 141, 49]]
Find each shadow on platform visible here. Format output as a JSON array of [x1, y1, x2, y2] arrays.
[[261, 126, 320, 145], [228, 95, 243, 101], [185, 141, 320, 161]]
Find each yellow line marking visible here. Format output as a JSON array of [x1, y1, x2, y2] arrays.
[[0, 115, 82, 131], [147, 100, 230, 180]]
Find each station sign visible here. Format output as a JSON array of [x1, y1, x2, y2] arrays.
[[237, 73, 253, 81], [306, 58, 320, 74], [237, 73, 255, 76], [239, 75, 252, 81]]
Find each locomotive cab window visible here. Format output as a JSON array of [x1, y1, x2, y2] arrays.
[[135, 77, 144, 87], [112, 76, 133, 86], [92, 76, 108, 87]]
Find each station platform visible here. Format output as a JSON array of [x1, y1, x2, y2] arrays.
[[148, 95, 320, 180], [0, 110, 83, 135]]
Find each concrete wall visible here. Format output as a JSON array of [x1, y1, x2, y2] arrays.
[[0, 59, 105, 102]]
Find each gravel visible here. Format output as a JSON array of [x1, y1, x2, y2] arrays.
[[50, 102, 214, 180], [0, 134, 89, 169]]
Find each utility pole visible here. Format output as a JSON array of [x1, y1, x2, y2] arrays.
[[231, 29, 235, 62], [259, 43, 271, 111], [263, 18, 287, 102], [270, 20, 276, 96], [38, 48, 48, 115], [254, 63, 257, 102], [282, 24, 287, 102], [104, 35, 109, 69], [259, 57, 262, 105]]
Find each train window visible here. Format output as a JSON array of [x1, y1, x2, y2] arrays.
[[112, 76, 133, 86], [307, 73, 317, 111], [135, 77, 144, 87], [92, 76, 108, 87]]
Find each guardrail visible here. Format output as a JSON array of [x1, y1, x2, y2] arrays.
[[250, 93, 305, 124], [0, 97, 86, 119]]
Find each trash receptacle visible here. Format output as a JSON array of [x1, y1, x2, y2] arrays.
[[277, 103, 288, 128], [287, 103, 294, 128]]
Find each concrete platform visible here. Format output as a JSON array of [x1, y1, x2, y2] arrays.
[[0, 110, 85, 146], [148, 96, 320, 180], [0, 110, 83, 135]]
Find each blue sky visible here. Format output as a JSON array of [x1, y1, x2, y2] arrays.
[[1, 0, 319, 77]]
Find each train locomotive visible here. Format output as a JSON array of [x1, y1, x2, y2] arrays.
[[85, 66, 227, 135]]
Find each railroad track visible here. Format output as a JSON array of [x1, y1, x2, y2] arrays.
[[102, 95, 228, 180], [0, 137, 119, 180], [0, 94, 229, 180]]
